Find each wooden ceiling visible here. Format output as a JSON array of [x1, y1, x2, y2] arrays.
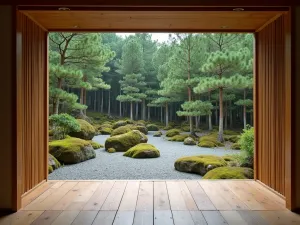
[[21, 10, 285, 32]]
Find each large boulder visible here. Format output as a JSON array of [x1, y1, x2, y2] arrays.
[[124, 143, 160, 158], [48, 154, 61, 174], [184, 137, 196, 145], [174, 155, 227, 176], [146, 124, 159, 131], [69, 119, 96, 140], [49, 137, 96, 164], [105, 130, 148, 152], [166, 129, 181, 137], [203, 167, 254, 179], [168, 134, 189, 142], [112, 120, 128, 129]]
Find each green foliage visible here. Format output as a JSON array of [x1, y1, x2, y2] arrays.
[[166, 129, 181, 137], [203, 167, 254, 179], [123, 143, 160, 158], [177, 100, 213, 117], [49, 113, 80, 139], [239, 125, 254, 157], [231, 143, 241, 150], [224, 135, 240, 143], [235, 99, 253, 106]]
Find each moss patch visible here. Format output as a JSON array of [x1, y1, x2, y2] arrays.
[[48, 153, 61, 174], [174, 155, 227, 176], [184, 137, 197, 145], [153, 131, 162, 137], [224, 130, 240, 135], [146, 124, 159, 131], [198, 133, 224, 148], [89, 141, 104, 149], [49, 137, 96, 164], [111, 126, 132, 136], [231, 143, 241, 150], [224, 135, 240, 143], [100, 127, 113, 135], [166, 129, 181, 137], [69, 119, 96, 140], [105, 130, 148, 152], [113, 120, 128, 129], [203, 167, 254, 179], [181, 126, 190, 132], [49, 130, 54, 136], [108, 148, 116, 153], [168, 134, 189, 142], [124, 143, 160, 158], [48, 165, 53, 174]]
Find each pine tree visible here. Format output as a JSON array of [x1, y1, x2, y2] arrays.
[[195, 47, 250, 142]]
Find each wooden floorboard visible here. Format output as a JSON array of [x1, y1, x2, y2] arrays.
[[1, 180, 299, 225]]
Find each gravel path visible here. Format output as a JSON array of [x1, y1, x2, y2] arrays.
[[49, 131, 239, 180]]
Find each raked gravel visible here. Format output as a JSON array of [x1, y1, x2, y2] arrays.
[[48, 131, 238, 180]]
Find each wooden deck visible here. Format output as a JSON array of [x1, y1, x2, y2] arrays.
[[1, 180, 300, 225]]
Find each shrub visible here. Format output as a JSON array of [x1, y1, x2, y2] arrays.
[[239, 126, 254, 157], [69, 119, 96, 140], [168, 134, 189, 142], [123, 143, 160, 158], [49, 113, 80, 140], [166, 129, 181, 137], [231, 143, 241, 150], [146, 124, 159, 131], [203, 167, 254, 179]]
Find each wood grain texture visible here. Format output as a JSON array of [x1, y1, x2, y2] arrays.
[[20, 10, 283, 32], [16, 11, 48, 200], [256, 13, 290, 197]]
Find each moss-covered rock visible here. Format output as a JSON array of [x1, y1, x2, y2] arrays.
[[49, 137, 96, 164], [48, 165, 53, 174], [198, 133, 224, 148], [203, 167, 254, 179], [69, 119, 96, 140], [49, 130, 54, 136], [168, 134, 189, 142], [134, 125, 148, 135], [166, 129, 181, 137], [146, 124, 159, 131], [48, 154, 61, 174], [184, 137, 196, 145], [108, 148, 116, 153], [231, 143, 241, 150], [174, 155, 227, 176], [89, 141, 103, 149], [163, 125, 173, 130], [153, 131, 162, 137], [111, 126, 132, 136], [105, 130, 148, 152], [136, 120, 146, 125], [123, 143, 160, 158], [100, 127, 113, 135], [181, 126, 190, 132], [224, 135, 240, 143], [224, 130, 240, 135], [113, 120, 128, 129]]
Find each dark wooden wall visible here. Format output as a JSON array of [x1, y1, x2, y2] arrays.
[[16, 12, 48, 199], [255, 14, 291, 197]]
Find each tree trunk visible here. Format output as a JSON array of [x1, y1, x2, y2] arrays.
[[94, 91, 97, 111], [83, 88, 87, 115], [218, 88, 224, 142], [101, 89, 104, 113], [229, 100, 233, 128], [161, 106, 163, 123], [130, 102, 133, 120], [108, 90, 111, 116], [142, 99, 146, 120], [148, 106, 150, 120], [243, 89, 247, 129], [135, 102, 139, 120], [225, 101, 228, 130], [208, 91, 212, 130], [165, 103, 169, 127], [53, 78, 63, 114]]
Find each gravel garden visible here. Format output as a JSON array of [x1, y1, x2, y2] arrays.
[[48, 113, 254, 180]]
